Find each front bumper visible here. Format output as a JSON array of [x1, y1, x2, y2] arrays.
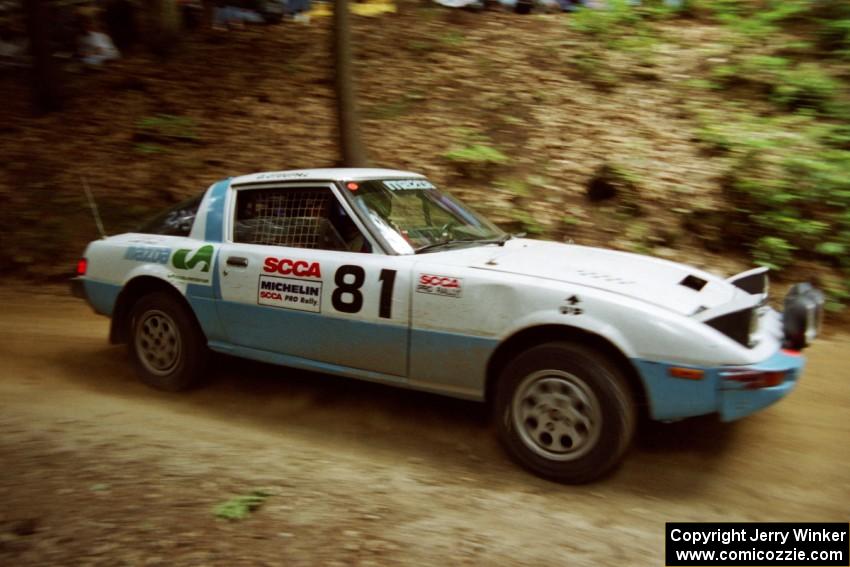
[[717, 348, 805, 421], [633, 348, 806, 422], [635, 282, 819, 422]]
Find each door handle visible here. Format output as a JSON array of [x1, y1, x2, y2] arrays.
[[226, 256, 248, 268]]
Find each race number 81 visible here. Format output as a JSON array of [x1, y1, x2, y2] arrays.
[[331, 265, 396, 319]]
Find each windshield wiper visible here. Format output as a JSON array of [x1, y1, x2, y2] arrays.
[[414, 233, 512, 254], [472, 233, 512, 246], [414, 239, 469, 254]]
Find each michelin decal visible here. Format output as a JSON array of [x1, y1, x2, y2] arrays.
[[258, 276, 322, 312], [258, 257, 323, 312]]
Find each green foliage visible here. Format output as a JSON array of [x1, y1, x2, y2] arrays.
[[495, 177, 531, 198], [700, 110, 850, 274], [136, 114, 198, 143], [710, 55, 841, 114], [624, 220, 652, 254], [406, 39, 436, 54], [820, 17, 850, 58], [570, 0, 643, 42], [439, 31, 466, 49], [510, 208, 545, 236], [213, 491, 269, 521], [699, 0, 850, 59], [822, 275, 850, 313], [714, 1, 809, 43], [816, 242, 846, 257], [753, 236, 796, 270], [809, 0, 850, 58], [364, 92, 425, 120], [444, 144, 508, 166], [572, 50, 619, 91], [770, 63, 841, 112], [443, 129, 509, 179], [133, 143, 168, 154]]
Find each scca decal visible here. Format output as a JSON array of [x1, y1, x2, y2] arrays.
[[419, 275, 460, 288], [416, 274, 463, 298], [263, 257, 322, 279]]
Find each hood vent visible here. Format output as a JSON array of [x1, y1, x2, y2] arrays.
[[680, 275, 708, 292], [575, 269, 635, 286]]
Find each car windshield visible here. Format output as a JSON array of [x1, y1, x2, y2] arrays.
[[347, 178, 505, 254]]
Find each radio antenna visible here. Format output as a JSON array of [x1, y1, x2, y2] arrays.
[[81, 176, 107, 239]]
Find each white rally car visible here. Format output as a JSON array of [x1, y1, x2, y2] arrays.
[[72, 168, 824, 483]]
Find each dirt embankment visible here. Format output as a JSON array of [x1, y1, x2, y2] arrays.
[[2, 8, 765, 281], [0, 285, 847, 565]]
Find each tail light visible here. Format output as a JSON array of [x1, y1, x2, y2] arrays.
[[722, 370, 786, 389], [76, 258, 87, 276]]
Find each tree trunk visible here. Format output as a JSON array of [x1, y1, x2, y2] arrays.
[[201, 0, 215, 30], [332, 0, 368, 167], [22, 0, 62, 113], [146, 0, 181, 57]]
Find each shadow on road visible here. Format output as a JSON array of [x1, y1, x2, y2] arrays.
[[57, 342, 745, 497]]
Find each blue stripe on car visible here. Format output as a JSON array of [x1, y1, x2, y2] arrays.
[[205, 300, 497, 396], [408, 328, 497, 399], [207, 340, 409, 390], [186, 250, 226, 341], [204, 178, 230, 243], [203, 325, 496, 401], [215, 301, 410, 377]]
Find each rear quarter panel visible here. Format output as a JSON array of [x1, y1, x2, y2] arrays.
[[83, 234, 216, 316]]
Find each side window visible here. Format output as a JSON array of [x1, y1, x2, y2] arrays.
[[234, 187, 371, 253], [139, 195, 203, 237]]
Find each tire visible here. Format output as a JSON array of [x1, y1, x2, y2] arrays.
[[129, 291, 208, 391], [494, 342, 636, 483]]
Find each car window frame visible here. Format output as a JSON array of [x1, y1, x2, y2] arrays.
[[138, 193, 204, 237], [333, 179, 427, 256], [225, 181, 386, 254]]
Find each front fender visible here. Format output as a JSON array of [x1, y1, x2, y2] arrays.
[[497, 279, 750, 367]]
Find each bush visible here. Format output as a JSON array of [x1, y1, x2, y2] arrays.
[[442, 130, 509, 179], [710, 113, 850, 277], [569, 0, 643, 42], [753, 236, 796, 270], [770, 63, 842, 112], [711, 55, 840, 114]]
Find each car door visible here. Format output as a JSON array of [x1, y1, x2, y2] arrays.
[[215, 182, 411, 377]]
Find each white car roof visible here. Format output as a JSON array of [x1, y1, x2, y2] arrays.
[[230, 168, 425, 185]]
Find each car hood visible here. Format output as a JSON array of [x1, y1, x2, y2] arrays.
[[466, 239, 739, 316]]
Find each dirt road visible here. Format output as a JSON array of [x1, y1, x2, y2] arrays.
[[0, 286, 847, 566]]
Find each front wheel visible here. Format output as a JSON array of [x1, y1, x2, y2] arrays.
[[494, 342, 636, 483], [129, 291, 208, 391]]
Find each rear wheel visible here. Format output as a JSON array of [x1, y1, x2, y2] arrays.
[[495, 342, 635, 483], [129, 291, 208, 391]]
